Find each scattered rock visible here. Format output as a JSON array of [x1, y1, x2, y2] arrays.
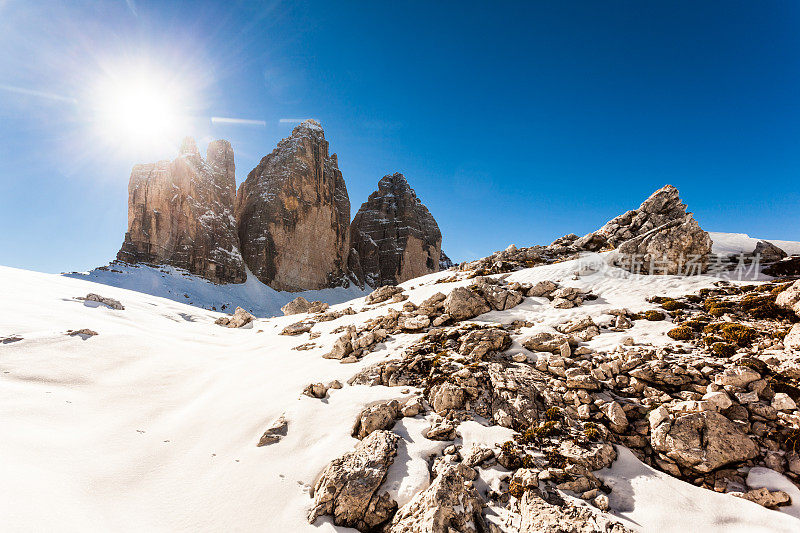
[[521, 331, 573, 354], [776, 280, 800, 318], [66, 329, 98, 337], [733, 487, 791, 509], [352, 401, 400, 439], [527, 281, 559, 297], [458, 328, 511, 358], [81, 293, 124, 310], [425, 416, 457, 441], [443, 287, 492, 320], [367, 285, 405, 305], [281, 321, 314, 336], [398, 314, 431, 331], [430, 382, 466, 413], [303, 383, 329, 399], [257, 414, 288, 446], [401, 396, 424, 417], [214, 307, 255, 328], [281, 297, 311, 315]]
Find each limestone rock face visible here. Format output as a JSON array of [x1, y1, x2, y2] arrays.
[[575, 185, 690, 251], [614, 215, 713, 274], [117, 138, 245, 283], [235, 120, 351, 291], [350, 173, 443, 287], [574, 185, 712, 274]]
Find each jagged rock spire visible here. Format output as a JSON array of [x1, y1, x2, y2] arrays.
[[117, 138, 245, 284], [350, 172, 443, 287], [234, 120, 352, 291]]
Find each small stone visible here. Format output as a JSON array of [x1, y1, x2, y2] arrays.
[[594, 494, 610, 511], [715, 366, 760, 388], [702, 391, 733, 411], [648, 405, 669, 430], [303, 383, 328, 399], [735, 390, 759, 404], [734, 487, 791, 509], [257, 414, 288, 446], [772, 392, 797, 411]]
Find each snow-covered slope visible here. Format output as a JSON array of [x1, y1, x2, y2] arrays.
[[710, 231, 800, 256], [64, 263, 368, 317], [2, 260, 800, 532]]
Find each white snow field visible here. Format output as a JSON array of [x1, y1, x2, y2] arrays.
[[709, 231, 800, 256], [2, 240, 800, 532], [64, 263, 369, 317]]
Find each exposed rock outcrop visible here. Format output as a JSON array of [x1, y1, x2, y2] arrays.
[[388, 463, 485, 533], [117, 138, 245, 284], [461, 185, 711, 278], [754, 240, 788, 263], [308, 430, 399, 531], [579, 185, 713, 275], [575, 185, 691, 251], [235, 120, 351, 291], [350, 173, 443, 287], [613, 215, 713, 275], [650, 410, 759, 473], [439, 250, 455, 270]]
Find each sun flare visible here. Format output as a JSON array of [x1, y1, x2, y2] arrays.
[[90, 66, 194, 158]]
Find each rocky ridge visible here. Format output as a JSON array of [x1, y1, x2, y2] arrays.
[[463, 184, 713, 278]]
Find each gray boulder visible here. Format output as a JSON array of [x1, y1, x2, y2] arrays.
[[352, 401, 400, 439], [650, 411, 758, 473], [215, 306, 255, 328], [257, 414, 288, 446], [753, 240, 787, 263], [388, 464, 485, 533], [308, 430, 400, 531], [443, 287, 492, 320], [614, 215, 712, 275]]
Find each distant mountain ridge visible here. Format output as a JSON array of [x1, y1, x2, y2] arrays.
[[113, 120, 450, 292]]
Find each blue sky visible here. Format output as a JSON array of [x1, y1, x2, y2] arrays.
[[1, 1, 800, 274]]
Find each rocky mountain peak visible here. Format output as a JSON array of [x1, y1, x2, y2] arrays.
[[294, 118, 323, 132], [350, 173, 443, 287], [377, 172, 410, 193], [235, 120, 352, 291], [179, 136, 200, 156], [114, 123, 449, 292], [117, 139, 245, 284]]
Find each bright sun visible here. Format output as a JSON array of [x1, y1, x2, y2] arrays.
[[90, 66, 194, 157]]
